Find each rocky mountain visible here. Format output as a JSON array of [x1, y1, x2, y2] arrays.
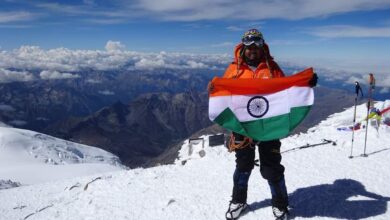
[[0, 69, 216, 131], [46, 91, 211, 168]]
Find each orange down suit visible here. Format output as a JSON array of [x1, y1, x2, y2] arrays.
[[222, 43, 285, 79]]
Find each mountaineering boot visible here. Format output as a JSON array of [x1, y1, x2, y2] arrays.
[[225, 201, 248, 220], [272, 206, 288, 220]]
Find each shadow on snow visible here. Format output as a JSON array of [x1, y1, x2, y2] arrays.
[[351, 147, 390, 159], [248, 179, 390, 219]]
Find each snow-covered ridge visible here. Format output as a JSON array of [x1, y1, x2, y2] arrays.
[[0, 101, 389, 220], [0, 127, 121, 166], [0, 126, 125, 186]]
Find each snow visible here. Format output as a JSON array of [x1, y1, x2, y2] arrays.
[[0, 179, 21, 190], [0, 127, 125, 185], [1, 101, 390, 219], [0, 121, 11, 127]]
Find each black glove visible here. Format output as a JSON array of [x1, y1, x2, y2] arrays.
[[309, 73, 318, 87]]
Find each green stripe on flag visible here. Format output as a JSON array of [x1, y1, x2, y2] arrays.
[[214, 106, 311, 141]]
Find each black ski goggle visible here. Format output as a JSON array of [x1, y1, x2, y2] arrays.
[[242, 35, 264, 47]]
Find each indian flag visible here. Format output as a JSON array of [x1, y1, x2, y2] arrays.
[[209, 68, 314, 141]]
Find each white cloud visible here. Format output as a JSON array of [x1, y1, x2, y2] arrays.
[[0, 24, 33, 29], [0, 44, 230, 75], [84, 18, 127, 24], [186, 60, 207, 68], [379, 87, 389, 94], [83, 0, 95, 5], [34, 0, 390, 22], [0, 104, 15, 112], [105, 41, 126, 52], [269, 39, 314, 46], [134, 58, 167, 69], [86, 79, 102, 84], [36, 3, 135, 19], [0, 68, 34, 83], [36, 117, 49, 121], [307, 25, 390, 38], [226, 26, 245, 32], [130, 0, 390, 21], [98, 90, 115, 95], [8, 120, 27, 126], [211, 42, 234, 48], [40, 70, 80, 80], [346, 75, 365, 84], [0, 43, 388, 93], [37, 3, 89, 15], [226, 23, 264, 32], [279, 57, 390, 91], [0, 11, 38, 23]]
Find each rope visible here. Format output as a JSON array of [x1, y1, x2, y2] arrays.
[[228, 133, 253, 152]]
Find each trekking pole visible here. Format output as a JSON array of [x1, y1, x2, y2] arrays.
[[362, 74, 375, 157], [349, 81, 362, 159]]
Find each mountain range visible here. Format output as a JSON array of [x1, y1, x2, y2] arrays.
[[0, 67, 362, 168]]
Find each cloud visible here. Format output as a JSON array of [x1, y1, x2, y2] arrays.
[[98, 90, 115, 95], [269, 39, 314, 46], [86, 79, 102, 84], [0, 24, 33, 29], [279, 57, 390, 92], [379, 87, 389, 94], [0, 104, 15, 111], [211, 42, 234, 48], [186, 60, 207, 68], [227, 26, 245, 32], [105, 41, 126, 52], [33, 1, 390, 22], [36, 3, 90, 15], [0, 11, 39, 23], [129, 0, 390, 21], [181, 23, 212, 29], [307, 25, 390, 38], [134, 58, 167, 69], [83, 0, 96, 6], [0, 68, 35, 83], [226, 23, 264, 32], [35, 2, 135, 20], [1, 42, 388, 93], [0, 43, 230, 75], [1, 41, 389, 88], [40, 70, 80, 80], [84, 18, 128, 24], [8, 120, 27, 126]]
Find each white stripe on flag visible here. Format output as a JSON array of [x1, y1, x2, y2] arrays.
[[209, 86, 313, 122], [289, 86, 314, 108]]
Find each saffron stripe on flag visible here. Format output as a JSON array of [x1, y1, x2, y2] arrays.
[[209, 67, 313, 97]]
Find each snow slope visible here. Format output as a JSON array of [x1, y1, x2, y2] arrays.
[[0, 101, 389, 220], [0, 126, 125, 186]]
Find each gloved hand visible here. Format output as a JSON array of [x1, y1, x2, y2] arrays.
[[309, 73, 318, 87], [207, 81, 214, 93]]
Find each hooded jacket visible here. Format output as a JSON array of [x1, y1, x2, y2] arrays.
[[222, 43, 284, 79]]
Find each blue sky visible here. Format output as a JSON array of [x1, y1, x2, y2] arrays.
[[1, 0, 390, 78]]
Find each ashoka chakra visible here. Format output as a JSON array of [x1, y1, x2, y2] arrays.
[[247, 96, 269, 118]]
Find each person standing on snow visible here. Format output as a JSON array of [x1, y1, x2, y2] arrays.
[[208, 29, 317, 220]]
